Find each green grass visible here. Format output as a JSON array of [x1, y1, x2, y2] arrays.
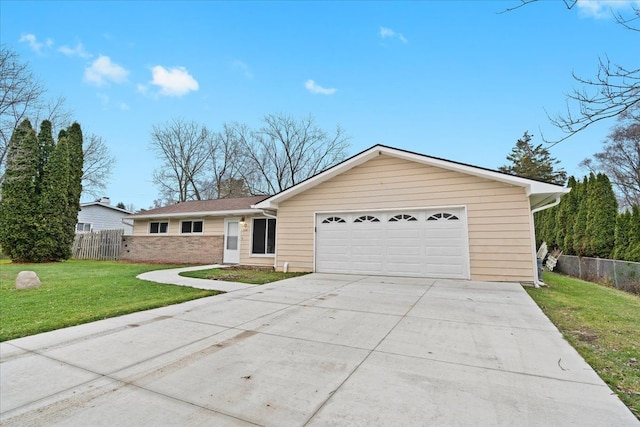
[[526, 272, 640, 419], [0, 260, 220, 341], [180, 266, 308, 284]]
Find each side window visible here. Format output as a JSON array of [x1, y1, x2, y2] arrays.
[[181, 220, 203, 234], [76, 223, 91, 232], [150, 221, 169, 234], [252, 218, 276, 255]]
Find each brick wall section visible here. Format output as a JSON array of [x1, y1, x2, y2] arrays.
[[120, 235, 223, 264]]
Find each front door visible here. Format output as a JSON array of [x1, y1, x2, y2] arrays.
[[223, 218, 240, 264]]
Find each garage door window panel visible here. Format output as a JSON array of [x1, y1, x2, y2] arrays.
[[322, 216, 346, 224], [354, 215, 380, 223], [427, 212, 459, 221], [252, 218, 276, 255]]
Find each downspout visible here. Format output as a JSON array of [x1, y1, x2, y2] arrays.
[[260, 209, 278, 270], [530, 196, 562, 287]]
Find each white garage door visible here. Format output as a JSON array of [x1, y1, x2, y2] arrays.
[[315, 209, 469, 279]]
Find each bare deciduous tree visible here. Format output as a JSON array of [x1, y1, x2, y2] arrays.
[[150, 118, 212, 202], [238, 113, 350, 195], [581, 107, 640, 208], [205, 123, 249, 198], [149, 114, 350, 204], [0, 45, 45, 182], [1, 46, 113, 196], [82, 133, 116, 199], [502, 1, 639, 145]]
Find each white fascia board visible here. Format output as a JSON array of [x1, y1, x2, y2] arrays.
[[254, 145, 570, 210], [124, 208, 262, 220], [81, 202, 133, 214]]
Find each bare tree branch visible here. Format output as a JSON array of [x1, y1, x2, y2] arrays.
[[580, 107, 640, 208], [502, 2, 639, 145], [149, 118, 212, 202], [0, 45, 46, 183], [238, 113, 350, 195], [81, 133, 116, 199]]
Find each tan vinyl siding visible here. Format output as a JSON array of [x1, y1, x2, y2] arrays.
[[275, 154, 535, 281], [131, 217, 224, 236]]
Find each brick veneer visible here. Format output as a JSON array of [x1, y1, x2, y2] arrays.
[[120, 235, 223, 264]]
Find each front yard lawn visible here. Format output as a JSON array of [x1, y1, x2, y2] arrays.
[[527, 272, 640, 419], [0, 260, 220, 341], [179, 266, 308, 284]]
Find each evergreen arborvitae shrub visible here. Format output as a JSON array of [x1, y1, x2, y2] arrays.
[[0, 120, 84, 262], [0, 120, 40, 261], [36, 121, 71, 261], [555, 176, 577, 254], [626, 205, 640, 262], [585, 173, 618, 258], [572, 177, 590, 256], [613, 209, 631, 260]]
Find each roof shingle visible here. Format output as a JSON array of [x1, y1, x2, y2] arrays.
[[129, 195, 269, 217]]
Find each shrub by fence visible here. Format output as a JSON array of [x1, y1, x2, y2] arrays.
[[555, 255, 640, 295], [72, 229, 124, 260]]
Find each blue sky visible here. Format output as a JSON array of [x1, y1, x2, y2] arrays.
[[1, 0, 637, 209]]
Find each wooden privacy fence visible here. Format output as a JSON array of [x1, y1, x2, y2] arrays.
[[72, 229, 124, 260]]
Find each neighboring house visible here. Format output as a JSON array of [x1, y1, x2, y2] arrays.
[[77, 197, 134, 235], [123, 145, 568, 283]]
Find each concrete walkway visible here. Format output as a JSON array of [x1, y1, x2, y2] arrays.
[[137, 264, 254, 292], [1, 274, 638, 426]]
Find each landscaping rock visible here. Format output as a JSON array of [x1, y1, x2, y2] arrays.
[[15, 271, 41, 290]]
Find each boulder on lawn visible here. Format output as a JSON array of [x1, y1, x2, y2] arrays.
[[15, 271, 41, 290]]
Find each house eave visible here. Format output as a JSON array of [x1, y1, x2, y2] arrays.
[[254, 144, 570, 210], [125, 208, 263, 220]]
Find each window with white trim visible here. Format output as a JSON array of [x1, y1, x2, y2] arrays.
[[252, 218, 276, 255], [149, 221, 169, 234], [181, 220, 203, 234], [76, 222, 91, 233]]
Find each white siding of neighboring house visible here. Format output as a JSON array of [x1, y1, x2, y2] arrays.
[[77, 204, 133, 235]]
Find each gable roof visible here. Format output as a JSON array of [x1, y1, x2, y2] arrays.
[[254, 144, 569, 211], [80, 201, 133, 214], [126, 195, 269, 219]]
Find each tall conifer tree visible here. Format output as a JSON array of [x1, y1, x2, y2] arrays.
[[626, 205, 640, 262], [585, 173, 618, 258], [37, 122, 71, 261], [613, 209, 631, 260], [0, 120, 39, 261], [572, 176, 590, 256], [553, 177, 574, 252], [63, 123, 84, 253]]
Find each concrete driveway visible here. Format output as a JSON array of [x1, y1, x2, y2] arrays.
[[1, 273, 637, 426]]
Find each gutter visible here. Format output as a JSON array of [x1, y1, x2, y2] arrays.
[[530, 195, 562, 288]]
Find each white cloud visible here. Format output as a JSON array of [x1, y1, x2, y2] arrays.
[[119, 102, 130, 111], [59, 43, 91, 58], [576, 0, 640, 18], [150, 65, 199, 97], [304, 79, 337, 95], [19, 34, 44, 53], [85, 55, 128, 86], [379, 26, 408, 43], [232, 60, 253, 78]]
